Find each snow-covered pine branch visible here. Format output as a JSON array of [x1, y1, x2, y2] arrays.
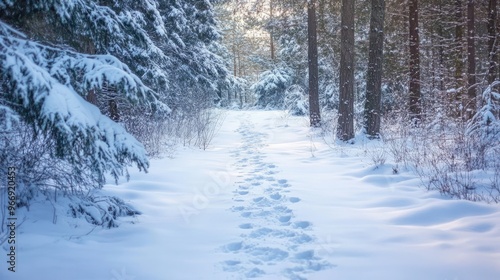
[[0, 20, 160, 183], [467, 81, 500, 143], [253, 67, 293, 109]]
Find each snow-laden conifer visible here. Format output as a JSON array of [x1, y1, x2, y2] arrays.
[[253, 67, 292, 109], [0, 20, 157, 184]]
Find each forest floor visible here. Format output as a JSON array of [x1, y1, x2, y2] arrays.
[[3, 110, 500, 280]]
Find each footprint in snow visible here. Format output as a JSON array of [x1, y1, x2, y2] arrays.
[[239, 223, 253, 229], [293, 221, 311, 229], [225, 242, 243, 252], [279, 215, 292, 223], [222, 121, 330, 279], [270, 193, 283, 200], [232, 206, 245, 212]]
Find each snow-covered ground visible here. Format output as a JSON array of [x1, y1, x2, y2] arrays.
[[2, 110, 500, 280]]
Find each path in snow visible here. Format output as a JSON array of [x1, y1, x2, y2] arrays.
[[220, 114, 331, 279], [5, 110, 500, 280]]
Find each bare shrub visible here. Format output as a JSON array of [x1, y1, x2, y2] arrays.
[[124, 87, 226, 155], [383, 113, 499, 203], [0, 119, 141, 236], [320, 110, 338, 148], [369, 147, 387, 168], [488, 160, 500, 203], [194, 108, 226, 150], [380, 111, 412, 167], [123, 108, 173, 158]]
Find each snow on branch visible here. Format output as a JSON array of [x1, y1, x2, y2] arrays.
[[467, 81, 500, 142], [0, 20, 154, 181]]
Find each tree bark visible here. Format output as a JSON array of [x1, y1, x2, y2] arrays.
[[270, 0, 276, 61], [409, 0, 421, 121], [488, 0, 498, 84], [86, 89, 97, 105], [232, 6, 238, 77], [466, 0, 476, 120], [109, 99, 120, 121], [453, 0, 465, 117], [308, 0, 321, 127], [337, 0, 355, 141], [364, 0, 385, 138]]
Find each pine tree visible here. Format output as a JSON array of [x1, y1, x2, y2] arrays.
[[253, 67, 292, 109], [0, 0, 231, 191], [338, 0, 355, 141], [409, 0, 421, 121], [364, 0, 385, 138], [488, 0, 498, 85], [0, 19, 154, 186], [465, 0, 476, 120], [308, 0, 321, 127]]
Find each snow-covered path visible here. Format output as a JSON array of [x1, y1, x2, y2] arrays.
[[3, 110, 500, 280], [220, 113, 331, 279]]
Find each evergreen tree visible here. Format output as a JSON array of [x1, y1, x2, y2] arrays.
[[409, 0, 421, 121], [0, 0, 231, 193], [488, 0, 499, 85], [0, 19, 154, 187], [308, 0, 321, 127], [338, 0, 355, 141], [364, 0, 385, 138], [253, 67, 292, 109], [466, 0, 476, 120]]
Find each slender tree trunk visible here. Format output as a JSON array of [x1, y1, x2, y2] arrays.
[[364, 0, 385, 138], [237, 47, 242, 76], [232, 38, 237, 77], [270, 0, 275, 61], [466, 0, 476, 120], [453, 0, 465, 117], [337, 0, 355, 141], [308, 0, 321, 127], [232, 7, 238, 77], [455, 0, 464, 85], [409, 0, 421, 121], [488, 0, 498, 84]]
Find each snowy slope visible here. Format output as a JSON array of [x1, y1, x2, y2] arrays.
[[2, 110, 500, 280]]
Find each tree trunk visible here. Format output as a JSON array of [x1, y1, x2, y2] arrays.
[[364, 0, 385, 138], [308, 0, 321, 127], [237, 47, 242, 76], [270, 0, 275, 61], [337, 0, 355, 141], [86, 89, 97, 105], [488, 0, 498, 84], [232, 7, 238, 77], [109, 99, 120, 121], [232, 41, 237, 77], [453, 0, 465, 116], [102, 82, 119, 121], [409, 0, 421, 121], [466, 0, 476, 120]]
